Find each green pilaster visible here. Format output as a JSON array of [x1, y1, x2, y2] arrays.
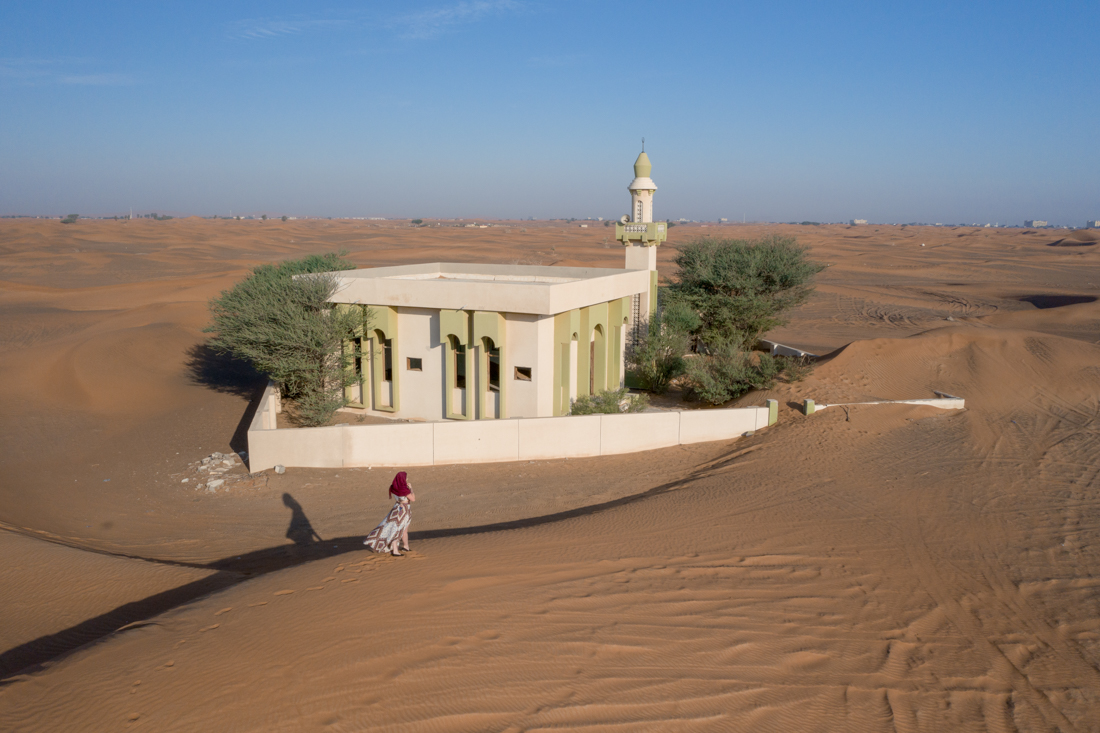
[[553, 309, 579, 416], [366, 305, 399, 413], [608, 296, 629, 388], [472, 311, 506, 419]]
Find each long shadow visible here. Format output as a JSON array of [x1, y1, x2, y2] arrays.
[[0, 446, 753, 682], [1017, 294, 1097, 310], [184, 343, 268, 457], [184, 343, 264, 399]]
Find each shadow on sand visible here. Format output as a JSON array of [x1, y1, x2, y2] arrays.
[[0, 444, 758, 683], [184, 343, 269, 457]]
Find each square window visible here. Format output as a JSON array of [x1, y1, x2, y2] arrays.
[[514, 366, 532, 381], [407, 357, 422, 371]]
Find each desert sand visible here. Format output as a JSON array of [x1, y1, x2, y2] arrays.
[[1, 218, 1099, 731]]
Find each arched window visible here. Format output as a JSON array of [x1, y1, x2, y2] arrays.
[[484, 337, 500, 392], [450, 335, 466, 389]]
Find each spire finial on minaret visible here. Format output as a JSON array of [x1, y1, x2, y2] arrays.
[[641, 137, 645, 152]]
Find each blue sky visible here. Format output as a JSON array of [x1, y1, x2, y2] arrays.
[[2, 1, 1097, 224]]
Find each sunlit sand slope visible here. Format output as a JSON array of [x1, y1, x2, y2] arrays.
[[2, 220, 1099, 730], [4, 325, 1099, 731]]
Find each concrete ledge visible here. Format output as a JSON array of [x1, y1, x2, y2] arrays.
[[247, 382, 773, 471]]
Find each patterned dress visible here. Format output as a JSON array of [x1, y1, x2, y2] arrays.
[[363, 497, 411, 553]]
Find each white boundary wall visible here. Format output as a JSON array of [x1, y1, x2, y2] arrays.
[[247, 383, 770, 471]]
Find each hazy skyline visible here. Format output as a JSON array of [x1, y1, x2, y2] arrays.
[[2, 1, 1098, 225]]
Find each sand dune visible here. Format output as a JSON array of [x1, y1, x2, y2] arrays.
[[1, 220, 1099, 730]]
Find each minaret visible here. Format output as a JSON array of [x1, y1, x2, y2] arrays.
[[629, 150, 656, 223], [615, 146, 667, 320]]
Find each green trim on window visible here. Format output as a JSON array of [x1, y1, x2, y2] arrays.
[[369, 306, 399, 413], [552, 309, 579, 416], [472, 311, 507, 419], [441, 309, 472, 419]]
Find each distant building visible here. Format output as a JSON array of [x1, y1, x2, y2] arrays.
[[1025, 220, 1048, 228], [1087, 220, 1099, 229], [850, 219, 867, 226], [719, 218, 728, 223]]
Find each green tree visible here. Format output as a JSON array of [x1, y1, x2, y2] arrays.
[[669, 235, 823, 343], [261, 214, 268, 220], [663, 235, 822, 403], [684, 337, 781, 405], [411, 218, 423, 226], [61, 214, 79, 224], [204, 253, 369, 426], [626, 300, 698, 394], [281, 215, 288, 222]]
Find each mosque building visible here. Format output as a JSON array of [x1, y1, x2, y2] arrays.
[[326, 150, 666, 421]]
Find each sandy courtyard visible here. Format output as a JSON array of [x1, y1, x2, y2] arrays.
[[1, 218, 1099, 731]]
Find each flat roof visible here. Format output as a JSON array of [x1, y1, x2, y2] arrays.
[[328, 262, 650, 315]]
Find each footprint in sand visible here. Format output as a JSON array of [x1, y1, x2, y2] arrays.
[[214, 607, 233, 616], [307, 585, 325, 591], [248, 601, 268, 607], [201, 624, 219, 632], [274, 589, 295, 596]]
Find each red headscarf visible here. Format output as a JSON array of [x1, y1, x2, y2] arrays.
[[389, 471, 410, 497]]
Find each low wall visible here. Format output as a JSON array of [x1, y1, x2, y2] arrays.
[[759, 339, 818, 358], [248, 383, 771, 471], [806, 396, 965, 415]]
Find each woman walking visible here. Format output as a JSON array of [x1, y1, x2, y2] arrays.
[[363, 471, 415, 556]]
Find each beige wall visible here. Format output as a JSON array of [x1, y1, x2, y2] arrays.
[[434, 419, 519, 464], [505, 313, 542, 418], [249, 382, 770, 471], [394, 307, 442, 420], [353, 308, 561, 421], [535, 316, 555, 416], [517, 415, 602, 460], [599, 412, 682, 455]]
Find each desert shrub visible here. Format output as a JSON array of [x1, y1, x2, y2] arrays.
[[669, 235, 824, 343], [777, 354, 815, 382], [685, 338, 781, 405], [571, 388, 649, 415], [204, 252, 369, 426], [61, 214, 79, 224], [626, 301, 698, 394]]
